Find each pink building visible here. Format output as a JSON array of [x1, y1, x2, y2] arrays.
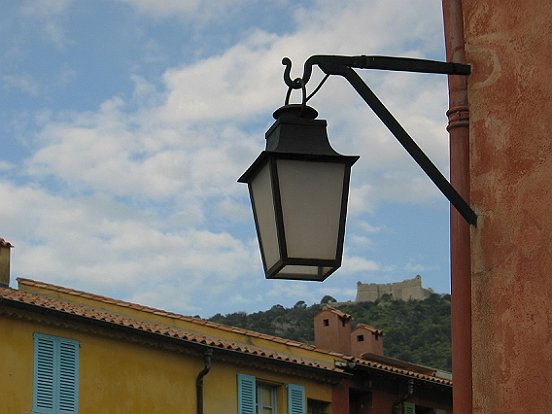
[[314, 307, 452, 413], [443, 1, 552, 412]]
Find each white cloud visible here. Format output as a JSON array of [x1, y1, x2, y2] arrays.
[[142, 40, 167, 65], [156, 31, 283, 125], [20, 2, 446, 214], [25, 113, 260, 237], [342, 255, 381, 274], [21, 0, 71, 16], [117, 0, 251, 22], [1, 0, 451, 316], [117, 0, 200, 16], [348, 234, 376, 250], [0, 161, 14, 172], [1, 179, 258, 314], [56, 67, 77, 86], [20, 0, 72, 49], [2, 74, 40, 96], [291, 0, 444, 56]]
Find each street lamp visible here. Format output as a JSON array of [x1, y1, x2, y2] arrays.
[[238, 103, 358, 281], [239, 54, 476, 281]]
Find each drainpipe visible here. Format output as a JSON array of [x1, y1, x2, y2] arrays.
[[196, 349, 213, 414], [442, 1, 472, 413], [391, 379, 414, 414]]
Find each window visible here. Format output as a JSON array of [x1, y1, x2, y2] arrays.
[[257, 382, 277, 414], [238, 374, 305, 414], [307, 399, 329, 414], [403, 402, 415, 414], [33, 333, 80, 414], [408, 404, 447, 414]]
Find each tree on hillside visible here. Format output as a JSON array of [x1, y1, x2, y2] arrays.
[[320, 295, 337, 304], [208, 294, 451, 371]]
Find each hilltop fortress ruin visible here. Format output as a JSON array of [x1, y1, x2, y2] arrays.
[[355, 275, 433, 302]]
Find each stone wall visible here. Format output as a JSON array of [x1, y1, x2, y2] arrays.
[[355, 275, 432, 302]]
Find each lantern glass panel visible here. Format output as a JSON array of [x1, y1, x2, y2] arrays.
[[277, 159, 346, 260], [250, 161, 280, 270], [277, 265, 334, 280]]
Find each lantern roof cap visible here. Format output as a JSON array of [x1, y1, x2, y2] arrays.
[[272, 104, 318, 121]]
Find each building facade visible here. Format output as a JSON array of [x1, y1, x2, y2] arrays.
[[441, 1, 552, 412], [0, 242, 452, 413], [462, 1, 552, 413], [314, 307, 452, 414], [1, 278, 338, 414]]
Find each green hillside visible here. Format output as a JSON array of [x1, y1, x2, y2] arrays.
[[209, 293, 452, 371]]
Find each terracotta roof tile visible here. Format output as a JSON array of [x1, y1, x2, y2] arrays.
[[353, 323, 383, 336], [6, 279, 452, 386], [17, 278, 321, 350], [343, 356, 452, 386], [0, 285, 340, 374]]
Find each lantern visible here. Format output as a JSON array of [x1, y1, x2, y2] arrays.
[[239, 104, 358, 281]]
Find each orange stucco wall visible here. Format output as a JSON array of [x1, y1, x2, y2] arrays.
[[463, 1, 552, 412]]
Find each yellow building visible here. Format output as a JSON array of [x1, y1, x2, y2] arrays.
[[0, 240, 452, 414], [1, 276, 344, 414]]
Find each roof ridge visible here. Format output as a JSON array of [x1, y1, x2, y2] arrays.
[[0, 286, 338, 372], [0, 285, 452, 386], [353, 323, 383, 334], [345, 355, 452, 386], [16, 278, 316, 350]]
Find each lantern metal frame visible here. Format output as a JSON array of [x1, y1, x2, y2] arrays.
[[239, 104, 359, 281]]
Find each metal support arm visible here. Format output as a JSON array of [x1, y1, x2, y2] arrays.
[[282, 55, 477, 226]]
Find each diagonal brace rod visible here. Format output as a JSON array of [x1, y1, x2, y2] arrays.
[[316, 59, 477, 226]]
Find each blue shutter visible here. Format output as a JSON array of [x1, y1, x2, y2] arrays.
[[34, 334, 56, 413], [33, 334, 79, 414], [237, 374, 256, 414], [58, 339, 79, 412], [288, 384, 305, 414]]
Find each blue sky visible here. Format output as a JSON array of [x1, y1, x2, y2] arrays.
[[1, 0, 451, 317]]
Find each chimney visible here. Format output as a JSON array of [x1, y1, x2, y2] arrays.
[[351, 323, 384, 357], [313, 306, 352, 354], [0, 238, 13, 287]]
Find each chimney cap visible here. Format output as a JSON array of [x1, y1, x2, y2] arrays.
[[0, 238, 13, 248], [353, 323, 384, 336], [320, 305, 352, 322]]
